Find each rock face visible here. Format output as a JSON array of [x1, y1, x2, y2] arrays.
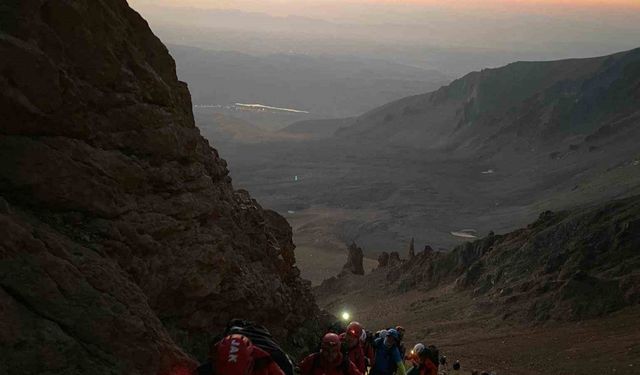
[[342, 242, 365, 275], [0, 1, 318, 374]]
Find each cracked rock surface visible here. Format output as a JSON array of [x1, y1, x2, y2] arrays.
[[0, 1, 318, 374]]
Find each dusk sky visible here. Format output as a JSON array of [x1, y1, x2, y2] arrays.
[[129, 0, 640, 74]]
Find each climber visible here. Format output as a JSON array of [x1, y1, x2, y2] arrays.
[[299, 333, 362, 375], [450, 360, 461, 374], [406, 345, 437, 375], [195, 334, 285, 375], [225, 319, 295, 375], [362, 330, 376, 372], [370, 328, 406, 375], [341, 322, 367, 374], [406, 343, 425, 367], [395, 326, 407, 360]]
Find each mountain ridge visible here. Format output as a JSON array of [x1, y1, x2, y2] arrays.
[[335, 46, 640, 156]]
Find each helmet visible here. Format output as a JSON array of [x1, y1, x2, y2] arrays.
[[412, 343, 425, 356], [321, 333, 341, 351], [386, 328, 400, 340], [216, 334, 254, 375], [377, 330, 388, 339], [346, 322, 363, 339]]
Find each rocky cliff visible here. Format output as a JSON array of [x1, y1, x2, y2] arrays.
[[0, 1, 318, 374]]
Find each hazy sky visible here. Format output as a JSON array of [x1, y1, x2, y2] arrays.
[[131, 0, 640, 16], [130, 0, 640, 36], [130, 0, 640, 75]]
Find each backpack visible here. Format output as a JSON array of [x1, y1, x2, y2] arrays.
[[311, 352, 351, 375], [224, 319, 295, 375], [422, 345, 439, 369]]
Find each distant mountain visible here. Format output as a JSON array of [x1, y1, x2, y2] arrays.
[[337, 47, 640, 158], [169, 44, 450, 119]]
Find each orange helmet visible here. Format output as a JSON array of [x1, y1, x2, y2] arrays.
[[321, 333, 342, 352], [346, 321, 364, 339]]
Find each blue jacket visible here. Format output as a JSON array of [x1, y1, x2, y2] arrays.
[[372, 338, 405, 375]]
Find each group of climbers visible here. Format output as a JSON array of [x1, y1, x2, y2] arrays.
[[194, 319, 482, 375]]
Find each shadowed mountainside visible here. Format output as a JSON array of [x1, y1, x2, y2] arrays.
[[0, 1, 320, 374]]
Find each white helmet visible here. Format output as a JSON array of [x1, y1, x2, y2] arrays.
[[412, 343, 425, 356]]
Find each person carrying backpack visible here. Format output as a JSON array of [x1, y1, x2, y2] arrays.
[[299, 333, 362, 375], [450, 360, 461, 375], [195, 334, 285, 375], [362, 330, 375, 372], [224, 319, 295, 375], [406, 345, 437, 375], [406, 343, 425, 368], [341, 322, 367, 374], [370, 328, 406, 375], [395, 326, 407, 361]]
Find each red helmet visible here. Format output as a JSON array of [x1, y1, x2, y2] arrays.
[[346, 321, 363, 339], [216, 334, 254, 375], [321, 333, 341, 352]]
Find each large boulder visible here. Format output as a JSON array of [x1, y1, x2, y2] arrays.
[[0, 1, 319, 374]]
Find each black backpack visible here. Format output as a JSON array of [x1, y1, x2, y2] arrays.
[[224, 319, 295, 375], [421, 345, 439, 369]]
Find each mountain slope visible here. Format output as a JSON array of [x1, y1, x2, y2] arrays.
[[336, 47, 640, 156], [0, 1, 318, 374], [315, 196, 640, 374], [317, 195, 640, 321]]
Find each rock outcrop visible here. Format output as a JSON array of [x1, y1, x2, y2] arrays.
[[378, 252, 390, 268], [408, 238, 415, 259], [388, 251, 402, 266], [0, 1, 318, 374], [342, 242, 365, 275]]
